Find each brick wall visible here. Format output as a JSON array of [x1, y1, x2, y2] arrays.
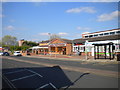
[[66, 44, 72, 55]]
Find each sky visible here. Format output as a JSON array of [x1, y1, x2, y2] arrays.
[[1, 1, 119, 42]]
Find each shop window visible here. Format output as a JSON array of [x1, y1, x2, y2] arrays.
[[45, 49, 48, 52], [51, 47, 55, 52], [104, 33, 109, 35], [110, 32, 115, 35], [83, 47, 85, 52], [85, 36, 89, 38], [115, 44, 120, 52], [89, 35, 93, 38], [40, 49, 44, 52], [58, 47, 62, 52], [94, 34, 98, 37], [76, 47, 78, 50], [99, 33, 103, 36], [78, 47, 80, 50], [116, 31, 120, 34]]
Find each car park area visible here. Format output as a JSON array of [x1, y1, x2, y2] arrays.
[[1, 56, 119, 89]]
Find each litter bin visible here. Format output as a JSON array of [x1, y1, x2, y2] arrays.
[[117, 54, 120, 61]]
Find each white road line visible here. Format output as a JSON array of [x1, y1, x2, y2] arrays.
[[4, 69, 26, 75], [36, 84, 49, 90], [49, 83, 57, 90], [2, 74, 16, 89], [25, 69, 43, 77], [11, 74, 36, 82], [3, 57, 119, 78]]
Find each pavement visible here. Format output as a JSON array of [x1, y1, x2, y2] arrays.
[[23, 54, 119, 64]]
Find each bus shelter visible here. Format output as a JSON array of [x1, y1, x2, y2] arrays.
[[92, 42, 114, 60]]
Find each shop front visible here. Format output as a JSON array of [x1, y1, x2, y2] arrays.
[[49, 43, 66, 55], [49, 39, 72, 55]]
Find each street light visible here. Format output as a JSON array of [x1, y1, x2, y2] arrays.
[[85, 40, 88, 60], [48, 33, 51, 57]]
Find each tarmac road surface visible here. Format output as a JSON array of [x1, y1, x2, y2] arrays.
[[1, 56, 119, 89]]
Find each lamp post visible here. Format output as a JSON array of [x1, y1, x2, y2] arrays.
[[85, 40, 88, 60], [48, 33, 51, 57]]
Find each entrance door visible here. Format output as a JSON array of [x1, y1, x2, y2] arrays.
[[63, 48, 66, 55]]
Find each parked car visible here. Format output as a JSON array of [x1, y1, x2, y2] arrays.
[[13, 51, 22, 56], [2, 52, 10, 56], [0, 52, 3, 56]]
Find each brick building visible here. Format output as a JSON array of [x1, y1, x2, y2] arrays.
[[18, 39, 24, 46], [49, 38, 72, 55], [30, 38, 72, 55]]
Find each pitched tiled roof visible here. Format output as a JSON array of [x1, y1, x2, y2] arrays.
[[49, 38, 72, 44], [61, 39, 72, 43]]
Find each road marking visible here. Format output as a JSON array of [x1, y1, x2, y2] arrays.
[[36, 83, 57, 90], [4, 69, 26, 75], [36, 84, 49, 90], [2, 74, 16, 89], [49, 83, 57, 89], [25, 69, 43, 77], [11, 74, 36, 82], [3, 57, 120, 78]]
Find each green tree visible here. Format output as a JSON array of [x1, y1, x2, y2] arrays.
[[21, 46, 30, 51], [2, 35, 18, 46], [49, 34, 61, 40], [22, 41, 38, 47]]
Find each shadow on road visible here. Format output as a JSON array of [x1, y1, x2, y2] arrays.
[[2, 66, 90, 90], [2, 66, 73, 89]]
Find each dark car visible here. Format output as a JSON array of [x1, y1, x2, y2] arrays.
[[2, 52, 10, 56]]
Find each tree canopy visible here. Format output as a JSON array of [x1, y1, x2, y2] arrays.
[[2, 35, 18, 46], [22, 41, 38, 47], [49, 34, 61, 40]]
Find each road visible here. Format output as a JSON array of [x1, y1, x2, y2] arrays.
[[1, 56, 119, 89]]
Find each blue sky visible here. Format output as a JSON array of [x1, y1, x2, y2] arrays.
[[1, 2, 119, 42]]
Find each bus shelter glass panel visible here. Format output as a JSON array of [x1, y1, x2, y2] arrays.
[[93, 43, 114, 60]]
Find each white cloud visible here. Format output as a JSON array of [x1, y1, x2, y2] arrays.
[[58, 32, 68, 36], [38, 33, 49, 36], [77, 26, 91, 31], [66, 7, 96, 13], [4, 25, 15, 31], [82, 32, 90, 34], [97, 10, 120, 22]]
